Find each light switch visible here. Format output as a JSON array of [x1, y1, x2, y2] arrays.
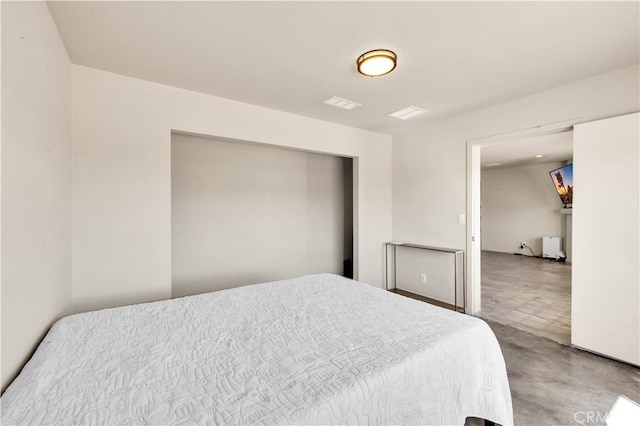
[[457, 213, 466, 225]]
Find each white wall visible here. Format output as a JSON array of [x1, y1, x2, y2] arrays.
[[1, 1, 72, 390], [72, 65, 392, 313], [393, 65, 639, 251], [481, 162, 565, 257], [171, 133, 351, 297], [573, 112, 639, 366], [393, 65, 638, 314]]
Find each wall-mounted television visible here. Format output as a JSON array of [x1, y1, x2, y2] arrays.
[[549, 163, 573, 208]]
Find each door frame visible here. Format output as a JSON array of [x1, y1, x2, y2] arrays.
[[465, 117, 582, 315]]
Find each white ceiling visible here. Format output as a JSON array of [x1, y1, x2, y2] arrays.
[[481, 131, 573, 170], [47, 1, 639, 134]]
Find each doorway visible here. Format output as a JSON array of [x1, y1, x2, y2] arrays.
[[466, 119, 580, 344]]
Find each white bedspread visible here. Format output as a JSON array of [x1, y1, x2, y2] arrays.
[[1, 274, 513, 425]]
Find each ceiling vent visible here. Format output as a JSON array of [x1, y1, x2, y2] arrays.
[[323, 96, 361, 111], [387, 106, 429, 120]]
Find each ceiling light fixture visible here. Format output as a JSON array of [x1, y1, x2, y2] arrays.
[[535, 154, 544, 158], [357, 49, 397, 77]]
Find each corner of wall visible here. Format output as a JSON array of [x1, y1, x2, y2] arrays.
[[1, 0, 73, 391]]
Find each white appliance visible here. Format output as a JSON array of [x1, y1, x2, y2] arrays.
[[542, 236, 565, 260]]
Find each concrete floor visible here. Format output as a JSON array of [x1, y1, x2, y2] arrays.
[[479, 251, 571, 345], [488, 321, 640, 426], [389, 286, 639, 424]]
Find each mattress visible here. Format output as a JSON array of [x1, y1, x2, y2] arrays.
[[1, 274, 513, 425]]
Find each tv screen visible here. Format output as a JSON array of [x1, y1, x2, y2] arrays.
[[549, 163, 573, 207]]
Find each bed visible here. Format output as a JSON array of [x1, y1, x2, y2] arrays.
[[1, 274, 513, 425]]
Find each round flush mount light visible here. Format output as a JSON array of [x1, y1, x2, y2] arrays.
[[357, 49, 397, 77], [535, 154, 544, 158]]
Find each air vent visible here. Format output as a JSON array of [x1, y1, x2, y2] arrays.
[[387, 106, 429, 120], [323, 96, 361, 111]]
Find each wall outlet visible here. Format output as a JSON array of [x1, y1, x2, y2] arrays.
[[520, 242, 526, 249], [420, 273, 427, 284]]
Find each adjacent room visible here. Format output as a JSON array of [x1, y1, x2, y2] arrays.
[[2, 1, 639, 425], [479, 132, 573, 345]]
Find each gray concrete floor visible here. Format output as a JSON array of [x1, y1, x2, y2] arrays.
[[388, 255, 639, 425], [487, 321, 640, 426], [479, 251, 571, 345]]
